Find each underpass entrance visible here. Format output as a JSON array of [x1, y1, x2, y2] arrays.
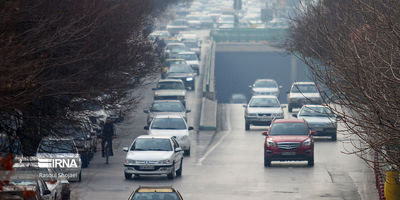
[[214, 44, 310, 104]]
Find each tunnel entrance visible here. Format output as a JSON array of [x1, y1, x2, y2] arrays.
[[214, 48, 309, 104]]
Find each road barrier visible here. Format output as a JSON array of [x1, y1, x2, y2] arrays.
[[210, 27, 287, 43], [203, 40, 216, 100]]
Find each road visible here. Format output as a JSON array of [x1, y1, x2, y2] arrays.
[[70, 41, 379, 200]]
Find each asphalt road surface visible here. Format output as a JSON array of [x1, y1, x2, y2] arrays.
[[70, 40, 378, 200]]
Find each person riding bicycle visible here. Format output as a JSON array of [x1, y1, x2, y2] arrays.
[[101, 118, 115, 157]]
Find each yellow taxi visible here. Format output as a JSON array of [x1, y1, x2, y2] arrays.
[[128, 186, 183, 200]]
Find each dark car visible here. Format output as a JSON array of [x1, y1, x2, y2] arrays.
[[166, 64, 196, 90], [263, 119, 315, 167]]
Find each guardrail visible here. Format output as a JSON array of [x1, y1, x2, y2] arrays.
[[203, 40, 216, 100], [210, 27, 287, 43]]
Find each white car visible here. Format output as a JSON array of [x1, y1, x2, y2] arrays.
[[287, 82, 322, 112], [144, 100, 190, 125], [249, 79, 281, 97], [295, 105, 338, 141], [123, 135, 184, 180], [36, 138, 82, 182], [244, 95, 285, 130], [145, 115, 193, 155], [153, 79, 187, 106]]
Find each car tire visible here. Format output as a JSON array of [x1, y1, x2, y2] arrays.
[[191, 83, 195, 91], [176, 159, 183, 177], [124, 172, 132, 180], [308, 156, 314, 167], [184, 148, 190, 156], [288, 104, 293, 112], [264, 152, 271, 167], [331, 133, 337, 141], [78, 171, 82, 182], [245, 121, 250, 130], [167, 164, 176, 179]]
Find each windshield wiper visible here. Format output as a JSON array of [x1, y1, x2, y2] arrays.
[[133, 148, 147, 151]]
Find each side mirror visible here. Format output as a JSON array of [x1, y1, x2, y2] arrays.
[[186, 109, 191, 113], [123, 147, 129, 152], [248, 85, 252, 88], [242, 105, 247, 108], [143, 110, 149, 113], [188, 126, 194, 130], [292, 114, 298, 118], [281, 105, 287, 108], [262, 131, 269, 136], [144, 126, 149, 130], [43, 189, 51, 195], [175, 147, 183, 152], [152, 88, 157, 90], [311, 131, 317, 135]]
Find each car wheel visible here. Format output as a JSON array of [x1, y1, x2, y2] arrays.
[[124, 172, 132, 180], [288, 104, 293, 112], [331, 133, 337, 141], [78, 171, 82, 182], [176, 159, 183, 176], [167, 164, 176, 179], [184, 148, 190, 156], [264, 152, 271, 167], [245, 121, 250, 130], [191, 83, 195, 91], [308, 156, 314, 167]]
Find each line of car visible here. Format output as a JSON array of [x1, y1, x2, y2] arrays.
[[242, 79, 338, 167]]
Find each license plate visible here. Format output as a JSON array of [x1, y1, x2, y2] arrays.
[[281, 152, 296, 156], [140, 165, 155, 170]]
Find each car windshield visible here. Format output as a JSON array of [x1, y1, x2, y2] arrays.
[[38, 140, 77, 154], [299, 107, 335, 117], [157, 82, 184, 90], [254, 80, 277, 88], [8, 179, 37, 186], [130, 138, 172, 151], [166, 60, 186, 66], [151, 102, 185, 112], [270, 123, 309, 136], [291, 84, 318, 93], [151, 118, 187, 130], [178, 54, 197, 60], [249, 98, 280, 107], [132, 192, 180, 200], [168, 65, 192, 73]]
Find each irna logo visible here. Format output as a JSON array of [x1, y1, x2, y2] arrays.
[[38, 158, 79, 168]]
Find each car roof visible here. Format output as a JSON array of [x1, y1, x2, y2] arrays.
[[169, 64, 191, 68], [273, 119, 305, 123], [135, 186, 177, 193], [166, 58, 185, 61], [152, 100, 184, 103], [302, 104, 328, 108], [137, 135, 172, 139], [250, 95, 278, 99], [158, 79, 184, 83], [254, 79, 277, 82], [293, 82, 315, 85], [178, 51, 196, 55], [153, 115, 184, 119], [167, 43, 185, 46]]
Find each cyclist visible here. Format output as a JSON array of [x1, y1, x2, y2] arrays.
[[101, 118, 115, 157]]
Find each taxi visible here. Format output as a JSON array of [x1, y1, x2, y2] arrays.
[[128, 186, 183, 200]]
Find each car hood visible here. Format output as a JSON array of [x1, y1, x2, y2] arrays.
[[154, 90, 186, 97], [289, 93, 321, 99], [167, 73, 194, 78], [36, 153, 80, 159], [299, 116, 336, 124], [269, 135, 309, 143], [150, 112, 186, 118], [126, 151, 173, 161], [252, 88, 278, 93], [149, 129, 189, 136], [247, 107, 283, 114]]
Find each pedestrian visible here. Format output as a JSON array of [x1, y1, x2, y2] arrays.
[[101, 117, 115, 157]]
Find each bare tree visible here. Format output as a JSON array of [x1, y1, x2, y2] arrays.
[[286, 0, 400, 170]]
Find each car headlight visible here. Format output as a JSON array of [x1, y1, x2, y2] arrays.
[[159, 159, 172, 165], [266, 138, 276, 147], [247, 113, 257, 117], [186, 77, 193, 81], [302, 138, 311, 147], [125, 159, 136, 164]]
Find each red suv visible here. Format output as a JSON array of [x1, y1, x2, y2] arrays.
[[263, 119, 315, 167]]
